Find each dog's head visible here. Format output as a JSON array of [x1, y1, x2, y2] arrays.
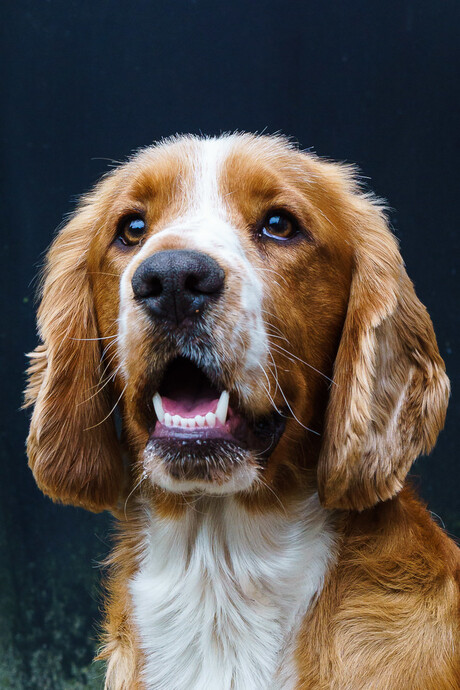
[[25, 134, 449, 513]]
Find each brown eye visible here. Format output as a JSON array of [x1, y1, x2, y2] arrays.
[[118, 215, 146, 246], [260, 211, 298, 241]]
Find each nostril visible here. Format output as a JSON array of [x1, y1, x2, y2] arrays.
[[147, 276, 163, 298], [184, 267, 225, 296], [184, 272, 207, 295], [132, 274, 163, 299]]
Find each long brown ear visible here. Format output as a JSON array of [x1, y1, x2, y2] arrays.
[[318, 196, 450, 511], [24, 198, 124, 512]]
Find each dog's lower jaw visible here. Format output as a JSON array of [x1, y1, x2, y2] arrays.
[[127, 492, 337, 690], [142, 408, 288, 495]]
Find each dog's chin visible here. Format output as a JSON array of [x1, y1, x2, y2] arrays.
[[143, 410, 287, 495], [143, 439, 258, 494]]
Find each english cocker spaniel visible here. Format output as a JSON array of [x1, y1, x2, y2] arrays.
[[25, 134, 459, 689]]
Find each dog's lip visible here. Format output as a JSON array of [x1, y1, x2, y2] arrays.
[[150, 420, 239, 443], [149, 404, 288, 457]]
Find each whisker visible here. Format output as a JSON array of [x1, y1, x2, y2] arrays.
[[255, 267, 289, 286], [70, 335, 118, 342], [93, 342, 121, 388], [255, 476, 288, 517], [257, 365, 281, 414], [265, 349, 281, 398], [263, 321, 291, 344], [100, 339, 119, 366], [261, 307, 284, 322], [179, 493, 208, 515], [265, 331, 291, 344], [257, 361, 273, 398], [84, 383, 128, 430], [276, 382, 320, 436], [268, 341, 336, 386], [124, 471, 148, 520], [80, 364, 122, 405], [263, 344, 320, 436]]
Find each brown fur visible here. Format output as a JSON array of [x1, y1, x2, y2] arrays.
[[296, 488, 460, 689], [24, 134, 459, 688]]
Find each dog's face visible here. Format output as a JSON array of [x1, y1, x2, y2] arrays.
[[91, 136, 352, 496], [25, 134, 450, 512]]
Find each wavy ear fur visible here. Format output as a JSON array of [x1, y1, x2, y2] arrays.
[[24, 194, 124, 512], [318, 192, 450, 511]]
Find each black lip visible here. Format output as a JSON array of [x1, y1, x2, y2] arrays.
[[151, 425, 236, 442], [232, 407, 287, 458]]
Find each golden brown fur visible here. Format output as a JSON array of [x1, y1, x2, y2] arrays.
[[24, 134, 459, 688], [297, 488, 460, 689]]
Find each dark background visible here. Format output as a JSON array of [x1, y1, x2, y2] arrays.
[[1, 1, 459, 687]]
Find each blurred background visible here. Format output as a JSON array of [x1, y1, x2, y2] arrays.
[[1, 0, 459, 687]]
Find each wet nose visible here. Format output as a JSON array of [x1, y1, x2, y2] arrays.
[[131, 249, 225, 325]]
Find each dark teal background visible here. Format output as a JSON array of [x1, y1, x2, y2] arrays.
[[1, 1, 459, 686]]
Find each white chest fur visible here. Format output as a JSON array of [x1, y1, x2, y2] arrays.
[[129, 494, 336, 690]]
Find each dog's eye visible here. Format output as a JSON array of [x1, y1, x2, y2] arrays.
[[260, 211, 299, 241], [117, 216, 146, 247]]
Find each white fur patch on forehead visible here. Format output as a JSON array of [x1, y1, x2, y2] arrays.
[[161, 135, 246, 258], [192, 136, 237, 212]]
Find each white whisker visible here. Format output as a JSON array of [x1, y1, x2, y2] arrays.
[[269, 341, 336, 386], [124, 471, 148, 520], [84, 383, 127, 430]]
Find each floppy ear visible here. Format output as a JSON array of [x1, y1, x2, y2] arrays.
[[317, 197, 450, 511], [24, 198, 124, 512]]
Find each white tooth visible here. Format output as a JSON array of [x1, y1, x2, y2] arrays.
[[196, 415, 205, 427], [164, 412, 172, 426], [215, 390, 229, 425], [186, 418, 196, 428], [152, 393, 165, 423], [205, 412, 216, 428], [172, 415, 181, 427]]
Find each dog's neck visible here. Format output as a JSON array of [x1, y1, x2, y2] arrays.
[[129, 492, 337, 690]]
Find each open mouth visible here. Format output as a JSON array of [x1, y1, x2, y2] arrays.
[[151, 357, 237, 441], [148, 356, 286, 456]]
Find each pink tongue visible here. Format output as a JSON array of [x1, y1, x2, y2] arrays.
[[161, 396, 219, 417]]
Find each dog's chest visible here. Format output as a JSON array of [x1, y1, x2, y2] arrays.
[[129, 495, 336, 690]]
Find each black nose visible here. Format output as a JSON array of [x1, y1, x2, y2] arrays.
[[131, 250, 225, 325]]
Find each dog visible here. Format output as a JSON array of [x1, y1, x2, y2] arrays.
[[25, 134, 459, 689]]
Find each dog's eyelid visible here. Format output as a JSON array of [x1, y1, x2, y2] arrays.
[[117, 208, 146, 223]]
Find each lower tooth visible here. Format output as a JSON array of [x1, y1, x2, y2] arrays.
[[196, 416, 205, 427], [205, 412, 216, 428], [172, 415, 181, 427]]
